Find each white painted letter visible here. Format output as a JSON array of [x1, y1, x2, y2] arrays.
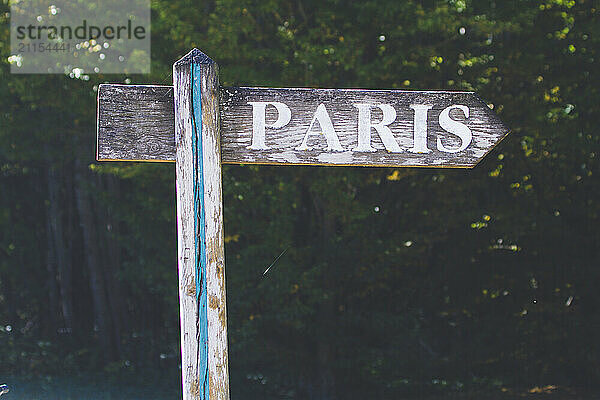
[[437, 105, 471, 153], [296, 103, 344, 151], [247, 101, 291, 150], [353, 104, 401, 153], [408, 104, 433, 153]]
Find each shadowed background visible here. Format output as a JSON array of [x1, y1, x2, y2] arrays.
[[0, 0, 598, 398]]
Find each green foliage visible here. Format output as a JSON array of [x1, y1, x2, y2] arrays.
[[0, 0, 598, 398]]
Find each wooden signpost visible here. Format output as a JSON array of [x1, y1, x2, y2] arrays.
[[96, 49, 509, 400]]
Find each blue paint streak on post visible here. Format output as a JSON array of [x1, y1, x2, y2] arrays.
[[191, 62, 209, 399]]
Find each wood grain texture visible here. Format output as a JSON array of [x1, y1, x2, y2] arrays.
[[174, 49, 229, 400], [220, 87, 508, 168], [98, 86, 509, 168], [174, 51, 202, 400], [193, 57, 229, 400], [97, 84, 175, 161]]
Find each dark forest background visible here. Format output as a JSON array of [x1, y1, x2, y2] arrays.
[[0, 0, 599, 399]]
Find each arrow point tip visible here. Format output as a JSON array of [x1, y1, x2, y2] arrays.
[[174, 48, 215, 68]]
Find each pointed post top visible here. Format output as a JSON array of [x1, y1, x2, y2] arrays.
[[174, 48, 216, 69]]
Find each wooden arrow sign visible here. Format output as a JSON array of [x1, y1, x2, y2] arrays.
[[97, 48, 510, 400], [97, 84, 508, 168]]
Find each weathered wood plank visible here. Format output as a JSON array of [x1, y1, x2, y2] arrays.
[[220, 87, 508, 168], [192, 53, 229, 400], [174, 49, 229, 400], [97, 84, 175, 161], [174, 51, 202, 400], [98, 85, 508, 167]]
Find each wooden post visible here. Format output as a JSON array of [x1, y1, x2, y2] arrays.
[[97, 48, 509, 400], [173, 49, 229, 400]]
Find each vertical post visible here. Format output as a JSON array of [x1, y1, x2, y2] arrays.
[[173, 49, 229, 400]]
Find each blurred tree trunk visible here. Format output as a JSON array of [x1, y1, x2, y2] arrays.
[[311, 191, 337, 400], [98, 173, 125, 357], [74, 159, 118, 361], [47, 164, 73, 333], [45, 199, 60, 335]]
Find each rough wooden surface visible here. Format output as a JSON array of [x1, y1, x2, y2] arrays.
[[98, 85, 508, 168], [220, 87, 508, 167], [97, 84, 174, 162], [174, 51, 202, 400], [174, 49, 229, 400], [192, 53, 230, 400]]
